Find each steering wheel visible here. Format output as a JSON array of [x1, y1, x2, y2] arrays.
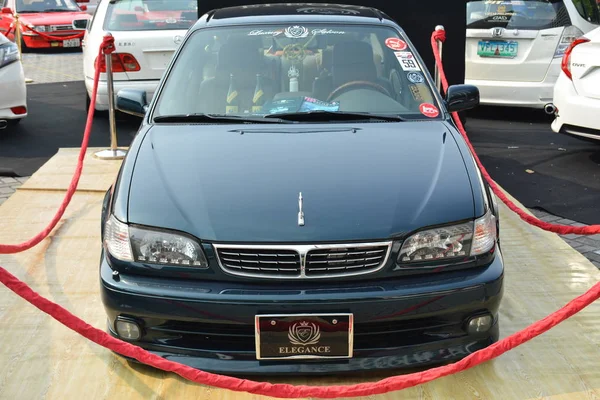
[[327, 80, 392, 102]]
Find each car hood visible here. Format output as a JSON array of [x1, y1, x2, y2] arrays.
[[128, 122, 475, 242], [19, 12, 88, 26]]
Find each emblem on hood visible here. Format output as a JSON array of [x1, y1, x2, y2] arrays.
[[174, 35, 183, 44], [298, 192, 305, 226]]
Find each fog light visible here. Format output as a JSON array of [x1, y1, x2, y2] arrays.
[[467, 314, 493, 334], [115, 318, 141, 340]]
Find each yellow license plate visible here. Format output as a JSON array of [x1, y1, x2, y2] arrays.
[[50, 42, 59, 47]]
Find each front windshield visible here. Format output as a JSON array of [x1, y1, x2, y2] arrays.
[[16, 0, 80, 13], [154, 24, 442, 120], [104, 0, 198, 31]]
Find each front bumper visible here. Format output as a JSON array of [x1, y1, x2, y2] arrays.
[[100, 248, 504, 375], [551, 73, 600, 141], [85, 76, 158, 111], [22, 33, 83, 49], [466, 61, 560, 109], [0, 61, 27, 120]]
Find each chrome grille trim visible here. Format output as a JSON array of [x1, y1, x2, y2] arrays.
[[50, 25, 74, 32], [213, 242, 393, 279]]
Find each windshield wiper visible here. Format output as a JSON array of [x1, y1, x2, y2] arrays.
[[263, 110, 404, 122], [42, 9, 71, 12], [152, 113, 288, 124]]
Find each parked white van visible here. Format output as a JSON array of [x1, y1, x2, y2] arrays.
[[465, 0, 600, 109]]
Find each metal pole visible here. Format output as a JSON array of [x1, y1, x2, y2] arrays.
[[94, 33, 127, 160], [13, 14, 33, 83], [434, 25, 444, 93], [14, 13, 21, 55]]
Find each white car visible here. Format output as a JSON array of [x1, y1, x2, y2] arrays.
[[465, 0, 599, 109], [550, 26, 600, 139], [77, 0, 197, 111], [0, 33, 26, 129]]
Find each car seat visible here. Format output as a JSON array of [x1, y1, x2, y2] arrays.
[[197, 39, 275, 114]]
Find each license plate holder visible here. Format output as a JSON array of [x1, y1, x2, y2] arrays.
[[63, 39, 81, 48], [477, 40, 518, 58], [255, 313, 353, 360]]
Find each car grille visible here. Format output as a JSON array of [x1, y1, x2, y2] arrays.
[[49, 25, 73, 32], [305, 245, 389, 276], [214, 242, 392, 279], [216, 248, 301, 277]]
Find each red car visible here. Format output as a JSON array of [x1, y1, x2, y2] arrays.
[[0, 0, 89, 50]]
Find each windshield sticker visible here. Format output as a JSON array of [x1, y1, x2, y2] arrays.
[[248, 27, 344, 37], [409, 85, 424, 102], [311, 29, 345, 35], [248, 29, 284, 36], [296, 7, 361, 15], [407, 72, 424, 84], [395, 52, 420, 71], [285, 26, 310, 39], [419, 103, 439, 118], [385, 38, 407, 51]]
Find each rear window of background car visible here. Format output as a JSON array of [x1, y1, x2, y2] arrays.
[[466, 0, 572, 29]]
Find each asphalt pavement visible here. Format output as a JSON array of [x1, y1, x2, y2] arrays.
[[1, 81, 600, 226]]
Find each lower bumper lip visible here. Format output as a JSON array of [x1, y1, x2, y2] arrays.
[[100, 250, 504, 374]]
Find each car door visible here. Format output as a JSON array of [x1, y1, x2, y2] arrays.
[[465, 0, 577, 82]]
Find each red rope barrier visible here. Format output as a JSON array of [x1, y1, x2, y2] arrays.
[[0, 29, 598, 399], [430, 31, 600, 235], [0, 35, 113, 254], [22, 25, 85, 41], [3, 25, 13, 37], [0, 264, 598, 399]]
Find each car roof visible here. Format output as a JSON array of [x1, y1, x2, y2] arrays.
[[194, 3, 398, 29]]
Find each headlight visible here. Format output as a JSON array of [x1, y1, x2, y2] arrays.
[[0, 42, 19, 69], [26, 24, 46, 32], [104, 215, 208, 268], [398, 211, 496, 263]]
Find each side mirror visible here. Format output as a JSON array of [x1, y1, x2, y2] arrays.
[[79, 5, 87, 11], [445, 84, 479, 113], [72, 18, 88, 29], [1, 7, 12, 14], [116, 89, 148, 118]]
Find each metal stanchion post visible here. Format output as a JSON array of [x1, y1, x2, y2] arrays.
[[434, 25, 444, 93], [14, 14, 33, 83], [94, 33, 127, 160]]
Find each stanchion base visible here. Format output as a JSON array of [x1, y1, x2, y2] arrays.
[[93, 149, 127, 160]]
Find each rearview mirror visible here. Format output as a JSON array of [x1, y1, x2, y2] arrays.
[[72, 18, 88, 30], [116, 89, 148, 118], [445, 84, 479, 113], [1, 7, 12, 14]]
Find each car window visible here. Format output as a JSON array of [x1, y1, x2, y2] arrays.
[[154, 25, 441, 120], [103, 0, 197, 31], [466, 0, 571, 29], [16, 0, 80, 13], [571, 0, 600, 23]]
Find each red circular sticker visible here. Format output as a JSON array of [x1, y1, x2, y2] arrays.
[[385, 37, 407, 51], [419, 103, 439, 118]]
